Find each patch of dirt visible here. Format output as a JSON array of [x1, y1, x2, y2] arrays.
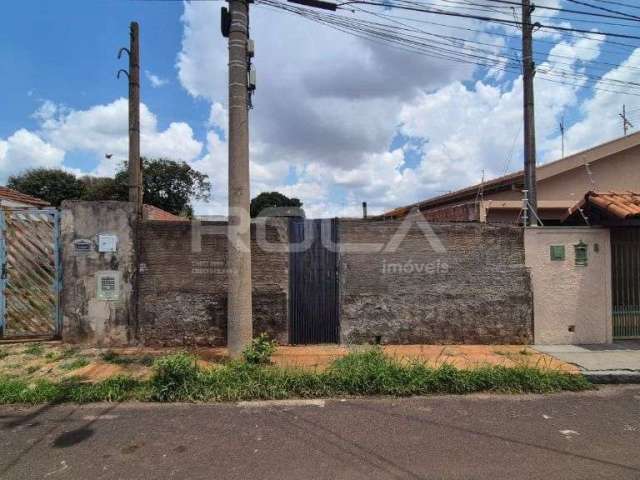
[[0, 342, 579, 384]]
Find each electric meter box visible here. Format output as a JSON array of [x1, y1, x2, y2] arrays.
[[98, 234, 118, 253]]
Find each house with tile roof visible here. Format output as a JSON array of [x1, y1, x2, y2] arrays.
[[381, 132, 640, 226], [0, 186, 50, 208]]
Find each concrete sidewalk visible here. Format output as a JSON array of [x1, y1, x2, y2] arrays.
[[535, 341, 640, 383]]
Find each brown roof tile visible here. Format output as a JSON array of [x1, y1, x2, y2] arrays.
[[0, 186, 50, 207], [587, 192, 640, 219], [565, 191, 640, 221], [143, 204, 184, 221]]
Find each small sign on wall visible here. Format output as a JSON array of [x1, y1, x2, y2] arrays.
[[73, 239, 93, 256], [98, 234, 118, 253]]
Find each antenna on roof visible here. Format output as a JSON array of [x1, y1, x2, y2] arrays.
[[559, 116, 565, 159], [619, 104, 634, 136], [475, 169, 485, 211]]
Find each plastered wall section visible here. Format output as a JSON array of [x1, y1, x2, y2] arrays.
[[60, 201, 136, 345], [525, 227, 612, 345]]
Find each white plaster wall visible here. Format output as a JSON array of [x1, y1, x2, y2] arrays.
[[60, 201, 135, 346], [525, 227, 612, 345]]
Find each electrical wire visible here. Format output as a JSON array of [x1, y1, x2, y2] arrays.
[[258, 0, 640, 97], [333, 0, 640, 40]]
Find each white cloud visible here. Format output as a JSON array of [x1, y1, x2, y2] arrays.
[[175, 2, 640, 217], [4, 1, 635, 220], [208, 103, 228, 132], [34, 98, 202, 176], [0, 98, 205, 183], [0, 129, 65, 183], [176, 1, 485, 215], [145, 70, 169, 88]]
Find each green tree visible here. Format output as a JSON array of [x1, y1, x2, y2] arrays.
[[7, 168, 86, 207], [113, 158, 211, 217], [250, 191, 303, 218], [8, 159, 211, 217], [81, 176, 127, 201]]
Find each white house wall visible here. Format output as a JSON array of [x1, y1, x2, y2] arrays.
[[525, 227, 612, 345]]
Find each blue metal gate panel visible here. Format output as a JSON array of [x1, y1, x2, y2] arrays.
[[0, 212, 6, 336], [0, 208, 61, 339]]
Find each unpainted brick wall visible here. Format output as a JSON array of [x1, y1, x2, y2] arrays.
[[339, 220, 532, 344], [137, 219, 289, 346]]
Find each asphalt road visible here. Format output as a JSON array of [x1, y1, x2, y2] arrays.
[[1, 387, 640, 480]]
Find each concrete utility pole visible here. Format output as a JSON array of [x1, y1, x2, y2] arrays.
[[118, 22, 142, 221], [227, 0, 253, 358], [522, 0, 538, 226]]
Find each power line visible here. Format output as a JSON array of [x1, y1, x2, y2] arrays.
[[259, 0, 640, 97], [436, 0, 640, 22], [352, 6, 640, 74], [353, 8, 639, 57], [596, 0, 640, 10], [333, 0, 640, 40], [564, 0, 640, 21]]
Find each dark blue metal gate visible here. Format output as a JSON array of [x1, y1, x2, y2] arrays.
[[289, 218, 339, 344], [612, 228, 640, 339]]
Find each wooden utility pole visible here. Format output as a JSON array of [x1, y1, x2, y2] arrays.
[[522, 0, 538, 225], [118, 22, 142, 220], [227, 0, 253, 358]]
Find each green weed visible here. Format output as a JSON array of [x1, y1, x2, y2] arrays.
[[0, 375, 147, 404], [0, 349, 592, 405], [23, 344, 43, 356], [59, 357, 90, 371], [242, 334, 277, 365], [45, 346, 79, 362], [100, 350, 154, 367], [150, 353, 201, 401]]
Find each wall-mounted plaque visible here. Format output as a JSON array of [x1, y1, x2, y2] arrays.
[[73, 239, 93, 255]]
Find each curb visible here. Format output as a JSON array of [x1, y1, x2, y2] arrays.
[[583, 371, 640, 384]]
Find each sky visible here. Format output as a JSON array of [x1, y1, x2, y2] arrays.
[[2, 0, 640, 217]]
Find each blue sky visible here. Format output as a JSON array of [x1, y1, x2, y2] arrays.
[[1, 0, 209, 172], [2, 0, 640, 217]]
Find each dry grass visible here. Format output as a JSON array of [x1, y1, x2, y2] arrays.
[[0, 342, 578, 386]]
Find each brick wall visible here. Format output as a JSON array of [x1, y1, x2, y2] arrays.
[[137, 219, 289, 346], [422, 202, 479, 222], [339, 220, 532, 344]]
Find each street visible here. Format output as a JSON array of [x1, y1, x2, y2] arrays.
[[1, 387, 639, 479]]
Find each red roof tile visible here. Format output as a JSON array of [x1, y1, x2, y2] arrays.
[[0, 186, 50, 207], [566, 191, 640, 221], [143, 204, 185, 221]]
